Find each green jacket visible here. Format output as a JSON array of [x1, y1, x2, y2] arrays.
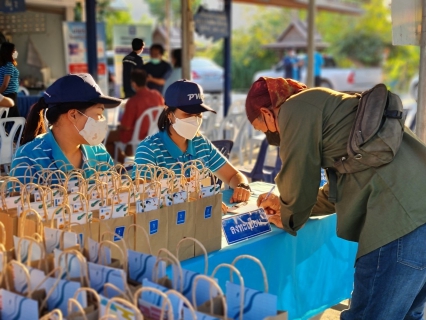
[[277, 87, 426, 259]]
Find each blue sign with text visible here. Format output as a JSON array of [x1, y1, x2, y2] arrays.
[[149, 219, 159, 235], [0, 0, 26, 13], [222, 208, 272, 245], [177, 210, 186, 225], [114, 226, 125, 241], [204, 205, 212, 219]]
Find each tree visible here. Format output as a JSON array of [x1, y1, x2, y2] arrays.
[[145, 0, 202, 22]]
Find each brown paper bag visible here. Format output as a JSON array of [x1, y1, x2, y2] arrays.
[[68, 287, 102, 320], [135, 206, 169, 255], [194, 193, 223, 256], [167, 201, 195, 261], [98, 214, 135, 259], [0, 212, 17, 250]]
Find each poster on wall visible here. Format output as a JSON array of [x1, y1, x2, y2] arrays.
[[112, 24, 152, 95], [62, 22, 108, 95]]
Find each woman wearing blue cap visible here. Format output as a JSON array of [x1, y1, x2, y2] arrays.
[[11, 73, 122, 183], [134, 79, 251, 206]]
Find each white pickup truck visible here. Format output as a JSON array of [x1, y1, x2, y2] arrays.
[[253, 57, 383, 92]]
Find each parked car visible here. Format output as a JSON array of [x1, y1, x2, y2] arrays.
[[409, 75, 419, 101], [191, 57, 223, 93], [253, 55, 383, 92]]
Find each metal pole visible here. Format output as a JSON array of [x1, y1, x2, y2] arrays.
[[306, 0, 316, 87], [85, 0, 98, 81], [181, 0, 190, 79], [223, 0, 232, 117], [165, 0, 171, 59], [416, 0, 426, 141]]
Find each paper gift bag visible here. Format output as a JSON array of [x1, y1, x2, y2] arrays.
[[167, 201, 195, 260], [134, 285, 176, 320], [0, 288, 39, 319], [192, 274, 227, 319], [98, 214, 135, 259], [101, 296, 143, 320], [68, 287, 102, 320], [135, 206, 169, 255], [124, 223, 152, 256], [194, 193, 223, 255], [0, 212, 17, 250]]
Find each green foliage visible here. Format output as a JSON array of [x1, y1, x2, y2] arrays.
[[103, 11, 134, 49], [145, 0, 202, 22], [334, 31, 384, 67], [199, 7, 292, 90]]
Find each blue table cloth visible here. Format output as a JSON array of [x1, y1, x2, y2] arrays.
[[17, 96, 40, 118], [181, 182, 358, 320]]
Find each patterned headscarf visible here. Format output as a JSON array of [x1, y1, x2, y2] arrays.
[[245, 77, 307, 123]]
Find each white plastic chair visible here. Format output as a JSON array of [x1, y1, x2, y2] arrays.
[[114, 106, 164, 163], [0, 117, 26, 173], [0, 107, 9, 119]]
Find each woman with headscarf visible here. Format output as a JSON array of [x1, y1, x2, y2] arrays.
[[245, 76, 426, 319]]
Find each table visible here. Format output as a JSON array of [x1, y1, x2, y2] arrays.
[[181, 182, 358, 320], [17, 95, 40, 118]]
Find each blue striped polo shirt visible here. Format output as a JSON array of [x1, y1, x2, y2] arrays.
[[134, 130, 227, 178], [0, 62, 19, 94], [10, 131, 113, 184]]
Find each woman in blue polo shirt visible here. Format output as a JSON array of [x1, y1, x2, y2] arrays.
[[0, 42, 20, 118], [135, 79, 251, 204], [11, 73, 122, 184]]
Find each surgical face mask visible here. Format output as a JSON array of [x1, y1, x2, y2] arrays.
[[12, 51, 18, 59], [150, 58, 161, 64], [74, 111, 108, 146], [172, 113, 202, 140], [265, 130, 281, 146], [262, 113, 280, 146]]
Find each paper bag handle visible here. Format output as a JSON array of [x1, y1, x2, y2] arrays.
[[73, 287, 101, 310], [16, 235, 46, 271], [98, 238, 128, 276], [39, 309, 63, 320], [133, 287, 173, 320], [36, 266, 65, 314], [67, 298, 88, 320], [6, 260, 32, 297], [19, 208, 43, 238], [103, 282, 128, 300], [192, 274, 227, 318], [153, 256, 184, 293], [166, 289, 197, 320], [58, 248, 90, 287], [176, 237, 208, 274], [124, 224, 152, 254], [231, 254, 269, 293], [104, 297, 144, 320], [156, 248, 184, 291], [0, 221, 5, 246], [211, 263, 244, 320]]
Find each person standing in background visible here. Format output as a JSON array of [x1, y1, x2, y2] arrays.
[[283, 49, 301, 81], [106, 69, 164, 163], [143, 44, 172, 95], [0, 42, 20, 117], [122, 38, 144, 98], [163, 49, 182, 95]]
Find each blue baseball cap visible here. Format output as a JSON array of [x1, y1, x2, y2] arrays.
[[43, 73, 122, 108], [164, 79, 216, 114]]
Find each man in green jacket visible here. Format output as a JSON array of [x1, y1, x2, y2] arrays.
[[246, 77, 426, 319]]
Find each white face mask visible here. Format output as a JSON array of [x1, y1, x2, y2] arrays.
[[172, 113, 202, 140], [12, 51, 18, 59], [75, 111, 108, 145]]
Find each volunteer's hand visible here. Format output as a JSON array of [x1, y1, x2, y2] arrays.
[[268, 213, 284, 229], [257, 192, 281, 215], [221, 202, 228, 214], [230, 187, 250, 203]]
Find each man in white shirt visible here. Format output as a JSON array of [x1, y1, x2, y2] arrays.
[[0, 93, 14, 107]]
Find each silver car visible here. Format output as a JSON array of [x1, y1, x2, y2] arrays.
[[191, 57, 224, 93]]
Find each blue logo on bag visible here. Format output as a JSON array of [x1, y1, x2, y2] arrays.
[[204, 206, 212, 219], [177, 210, 186, 225], [78, 233, 84, 249], [114, 226, 125, 241], [149, 220, 159, 234]]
